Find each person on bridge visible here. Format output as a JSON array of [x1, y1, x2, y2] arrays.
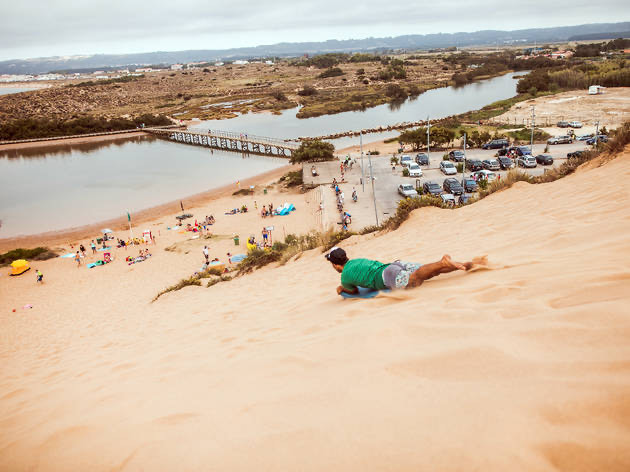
[[326, 247, 479, 294]]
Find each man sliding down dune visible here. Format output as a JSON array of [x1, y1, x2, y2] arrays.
[[326, 247, 479, 295]]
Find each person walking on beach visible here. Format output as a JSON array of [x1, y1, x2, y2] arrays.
[[262, 227, 269, 244], [325, 247, 480, 295], [203, 246, 209, 263], [75, 251, 82, 268], [35, 269, 43, 284], [79, 244, 87, 258], [91, 240, 96, 254]]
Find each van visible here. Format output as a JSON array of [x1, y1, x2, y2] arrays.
[[482, 139, 508, 150]]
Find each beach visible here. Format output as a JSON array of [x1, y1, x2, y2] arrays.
[[1, 141, 629, 470]]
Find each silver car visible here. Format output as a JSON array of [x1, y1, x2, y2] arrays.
[[398, 183, 418, 198], [517, 155, 537, 168]]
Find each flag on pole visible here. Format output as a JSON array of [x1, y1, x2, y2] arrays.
[[127, 211, 131, 222]]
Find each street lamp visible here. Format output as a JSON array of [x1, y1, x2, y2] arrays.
[[530, 105, 535, 153]]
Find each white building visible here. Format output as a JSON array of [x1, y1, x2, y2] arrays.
[[171, 64, 183, 70]]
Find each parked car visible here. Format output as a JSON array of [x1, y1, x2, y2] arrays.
[[482, 159, 500, 171], [459, 194, 473, 205], [463, 178, 478, 193], [557, 121, 570, 128], [577, 134, 593, 141], [586, 135, 609, 145], [568, 121, 583, 128], [500, 146, 532, 157], [466, 159, 484, 171], [448, 150, 465, 162], [407, 162, 423, 177], [440, 194, 456, 206], [517, 155, 537, 168], [400, 155, 413, 167], [482, 138, 509, 150], [567, 150, 585, 158], [398, 183, 418, 198], [470, 170, 497, 182], [422, 181, 443, 196], [440, 161, 457, 175], [415, 153, 430, 165], [547, 135, 573, 145], [443, 178, 463, 195], [497, 156, 514, 170], [535, 154, 554, 165]]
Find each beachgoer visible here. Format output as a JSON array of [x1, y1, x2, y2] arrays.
[[79, 244, 86, 257], [91, 240, 96, 254], [318, 201, 324, 212], [352, 188, 357, 202], [36, 269, 43, 283], [325, 247, 477, 294], [262, 227, 268, 243], [203, 246, 209, 263], [75, 251, 82, 267]]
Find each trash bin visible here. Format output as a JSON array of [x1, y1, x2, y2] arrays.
[[233, 236, 240, 246], [263, 188, 268, 195]]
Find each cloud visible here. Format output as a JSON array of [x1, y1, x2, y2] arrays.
[[0, 0, 628, 60]]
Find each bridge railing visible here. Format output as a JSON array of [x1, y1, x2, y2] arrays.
[[205, 129, 299, 148]]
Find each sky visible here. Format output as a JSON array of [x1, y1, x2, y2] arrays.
[[0, 0, 629, 61]]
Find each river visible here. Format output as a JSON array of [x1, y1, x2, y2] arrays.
[[0, 72, 522, 239]]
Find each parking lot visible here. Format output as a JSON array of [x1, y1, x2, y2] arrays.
[[305, 141, 591, 230]]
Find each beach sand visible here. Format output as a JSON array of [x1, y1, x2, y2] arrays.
[[1, 147, 629, 470]]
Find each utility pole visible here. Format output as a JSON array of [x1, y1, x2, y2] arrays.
[[462, 133, 467, 188], [360, 130, 365, 192], [594, 121, 599, 148], [530, 105, 535, 153], [368, 151, 379, 226], [426, 116, 431, 165]]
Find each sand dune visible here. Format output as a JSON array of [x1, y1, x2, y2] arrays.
[[1, 150, 630, 471]]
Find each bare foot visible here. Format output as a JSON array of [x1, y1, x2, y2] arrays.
[[463, 255, 489, 271], [441, 254, 466, 271]]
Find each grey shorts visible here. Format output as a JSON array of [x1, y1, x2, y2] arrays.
[[382, 261, 422, 290]]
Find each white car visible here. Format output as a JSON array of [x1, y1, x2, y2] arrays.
[[440, 193, 456, 206], [400, 155, 413, 167], [517, 155, 537, 168], [398, 183, 418, 198], [407, 162, 423, 177], [568, 121, 583, 128], [440, 161, 457, 175], [470, 170, 497, 181]]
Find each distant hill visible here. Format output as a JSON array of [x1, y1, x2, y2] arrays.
[[2, 21, 629, 75], [568, 31, 630, 41]]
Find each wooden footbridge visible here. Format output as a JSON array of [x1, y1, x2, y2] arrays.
[[145, 128, 300, 158]]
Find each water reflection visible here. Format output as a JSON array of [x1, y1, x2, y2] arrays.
[[0, 136, 153, 159]]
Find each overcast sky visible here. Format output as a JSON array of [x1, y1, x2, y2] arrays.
[[0, 0, 628, 61]]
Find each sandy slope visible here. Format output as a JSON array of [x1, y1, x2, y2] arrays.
[[1, 150, 630, 471]]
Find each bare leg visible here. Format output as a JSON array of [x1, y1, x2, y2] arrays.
[[407, 255, 469, 289]]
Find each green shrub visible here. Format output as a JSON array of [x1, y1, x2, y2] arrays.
[[456, 163, 463, 173], [402, 167, 410, 177], [279, 170, 303, 187], [237, 249, 283, 274], [290, 140, 335, 164], [318, 67, 344, 78], [154, 276, 202, 301], [297, 85, 318, 96], [0, 247, 56, 266], [232, 188, 254, 196]]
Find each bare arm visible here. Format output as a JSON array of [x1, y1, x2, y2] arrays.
[[337, 285, 358, 295]]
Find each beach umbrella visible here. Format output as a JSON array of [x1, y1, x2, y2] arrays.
[[102, 228, 113, 234]]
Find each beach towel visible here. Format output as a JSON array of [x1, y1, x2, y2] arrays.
[[230, 254, 247, 263], [60, 253, 76, 258], [97, 247, 112, 252]]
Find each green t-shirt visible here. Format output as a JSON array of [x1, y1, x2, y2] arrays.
[[340, 258, 389, 291]]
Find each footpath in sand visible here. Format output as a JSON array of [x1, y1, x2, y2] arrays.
[[1, 148, 630, 470]]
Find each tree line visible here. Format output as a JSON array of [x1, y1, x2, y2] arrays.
[[0, 114, 171, 141]]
